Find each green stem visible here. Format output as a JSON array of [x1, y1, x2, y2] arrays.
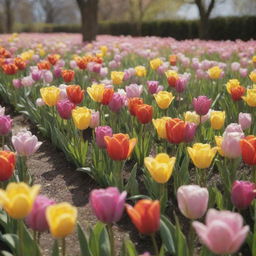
[[18, 220, 24, 256], [253, 166, 256, 183], [188, 222, 195, 255], [160, 183, 167, 213], [107, 224, 115, 256], [1, 136, 4, 149], [150, 233, 159, 256], [62, 238, 66, 256]]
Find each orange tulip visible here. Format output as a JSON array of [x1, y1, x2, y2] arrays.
[[66, 85, 84, 105], [135, 104, 153, 124], [126, 199, 160, 234], [0, 151, 15, 181], [62, 70, 75, 83], [128, 98, 144, 116], [169, 55, 177, 66], [48, 54, 60, 65], [0, 47, 11, 58], [2, 64, 18, 75], [76, 57, 87, 70], [104, 133, 137, 161], [166, 118, 186, 144], [101, 88, 114, 105], [14, 57, 26, 70], [230, 86, 246, 101], [37, 61, 51, 70], [240, 135, 256, 165]]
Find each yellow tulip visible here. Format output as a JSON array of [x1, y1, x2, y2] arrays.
[[249, 71, 256, 83], [111, 71, 125, 85], [154, 91, 175, 109], [226, 79, 240, 94], [252, 55, 256, 64], [135, 66, 147, 77], [152, 117, 171, 139], [87, 84, 105, 102], [210, 111, 226, 130], [100, 46, 108, 56], [242, 88, 256, 107], [184, 111, 200, 125], [0, 182, 40, 219], [207, 66, 222, 79], [46, 202, 77, 238], [165, 69, 178, 79], [72, 107, 91, 130], [187, 143, 217, 169], [214, 136, 225, 157], [150, 58, 163, 70], [144, 153, 176, 183], [40, 86, 60, 107]]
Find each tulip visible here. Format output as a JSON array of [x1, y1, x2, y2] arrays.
[[46, 202, 77, 238], [0, 182, 40, 219], [101, 88, 114, 105], [249, 70, 256, 83], [240, 135, 256, 165], [184, 122, 197, 142], [135, 66, 147, 77], [242, 88, 256, 107], [31, 69, 42, 81], [231, 62, 240, 72], [239, 113, 252, 130], [150, 58, 163, 70], [215, 136, 225, 157], [165, 70, 178, 87], [0, 115, 12, 136], [89, 111, 100, 128], [53, 67, 62, 78], [169, 55, 177, 66], [175, 77, 188, 93], [12, 130, 42, 156], [231, 181, 256, 210], [108, 93, 124, 113], [66, 85, 85, 105], [40, 86, 60, 107], [187, 143, 217, 169], [239, 68, 248, 77], [128, 97, 144, 116], [166, 118, 186, 144], [226, 79, 240, 93], [207, 66, 222, 79], [126, 199, 160, 234], [26, 195, 55, 232], [230, 85, 246, 101], [12, 78, 22, 88], [152, 117, 171, 139], [87, 84, 105, 102], [135, 104, 153, 124], [36, 98, 46, 107], [42, 70, 53, 83], [95, 126, 113, 148], [48, 54, 60, 65], [154, 91, 175, 109], [147, 81, 163, 94], [21, 76, 34, 87], [56, 99, 76, 120], [193, 209, 249, 254], [177, 185, 209, 219], [111, 71, 124, 85], [61, 69, 75, 83], [0, 151, 15, 181], [90, 187, 127, 223], [125, 84, 143, 98], [210, 111, 226, 130], [72, 107, 91, 130], [184, 111, 200, 125], [144, 153, 176, 183], [192, 96, 212, 116], [104, 133, 137, 161], [2, 63, 18, 75]]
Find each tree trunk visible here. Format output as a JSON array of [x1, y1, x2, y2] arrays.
[[199, 14, 209, 39], [5, 0, 13, 33], [77, 0, 99, 42]]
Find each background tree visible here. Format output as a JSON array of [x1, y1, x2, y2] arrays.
[[76, 0, 99, 42], [0, 0, 14, 33]]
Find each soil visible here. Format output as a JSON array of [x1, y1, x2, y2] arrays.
[[6, 108, 153, 256]]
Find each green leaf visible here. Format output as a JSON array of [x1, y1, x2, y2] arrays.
[[99, 225, 111, 255], [77, 223, 92, 256], [0, 234, 18, 253], [0, 251, 14, 256], [124, 239, 138, 256], [160, 219, 175, 254], [125, 164, 139, 196], [51, 240, 59, 256]]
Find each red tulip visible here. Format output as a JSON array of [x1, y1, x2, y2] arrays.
[[66, 85, 85, 105], [0, 151, 15, 181], [240, 135, 256, 165], [135, 104, 153, 124], [166, 118, 186, 143]]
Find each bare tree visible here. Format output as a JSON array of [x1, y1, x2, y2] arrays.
[[76, 0, 99, 42], [0, 0, 14, 33]]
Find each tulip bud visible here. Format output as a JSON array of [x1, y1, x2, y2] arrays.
[[0, 115, 12, 136], [231, 181, 256, 210], [184, 122, 197, 142], [192, 96, 212, 116], [239, 113, 252, 130]]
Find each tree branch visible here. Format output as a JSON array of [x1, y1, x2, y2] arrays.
[[206, 0, 215, 17]]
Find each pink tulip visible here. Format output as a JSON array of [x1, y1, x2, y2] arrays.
[[26, 195, 55, 232], [239, 68, 248, 78], [108, 93, 124, 112], [43, 70, 53, 83], [239, 113, 252, 130], [231, 62, 240, 72], [177, 185, 208, 219], [12, 78, 22, 88], [31, 69, 42, 81], [223, 123, 243, 134], [95, 126, 112, 148], [90, 187, 127, 224], [53, 67, 62, 78], [231, 181, 256, 210], [21, 76, 34, 87], [0, 115, 12, 136], [12, 130, 42, 156], [100, 67, 108, 77], [70, 60, 77, 69], [36, 98, 45, 107], [193, 209, 249, 254], [147, 81, 162, 94], [184, 122, 197, 143], [222, 132, 244, 159], [89, 111, 100, 128], [175, 77, 188, 93], [192, 96, 212, 116], [56, 99, 76, 120], [125, 84, 143, 98]]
